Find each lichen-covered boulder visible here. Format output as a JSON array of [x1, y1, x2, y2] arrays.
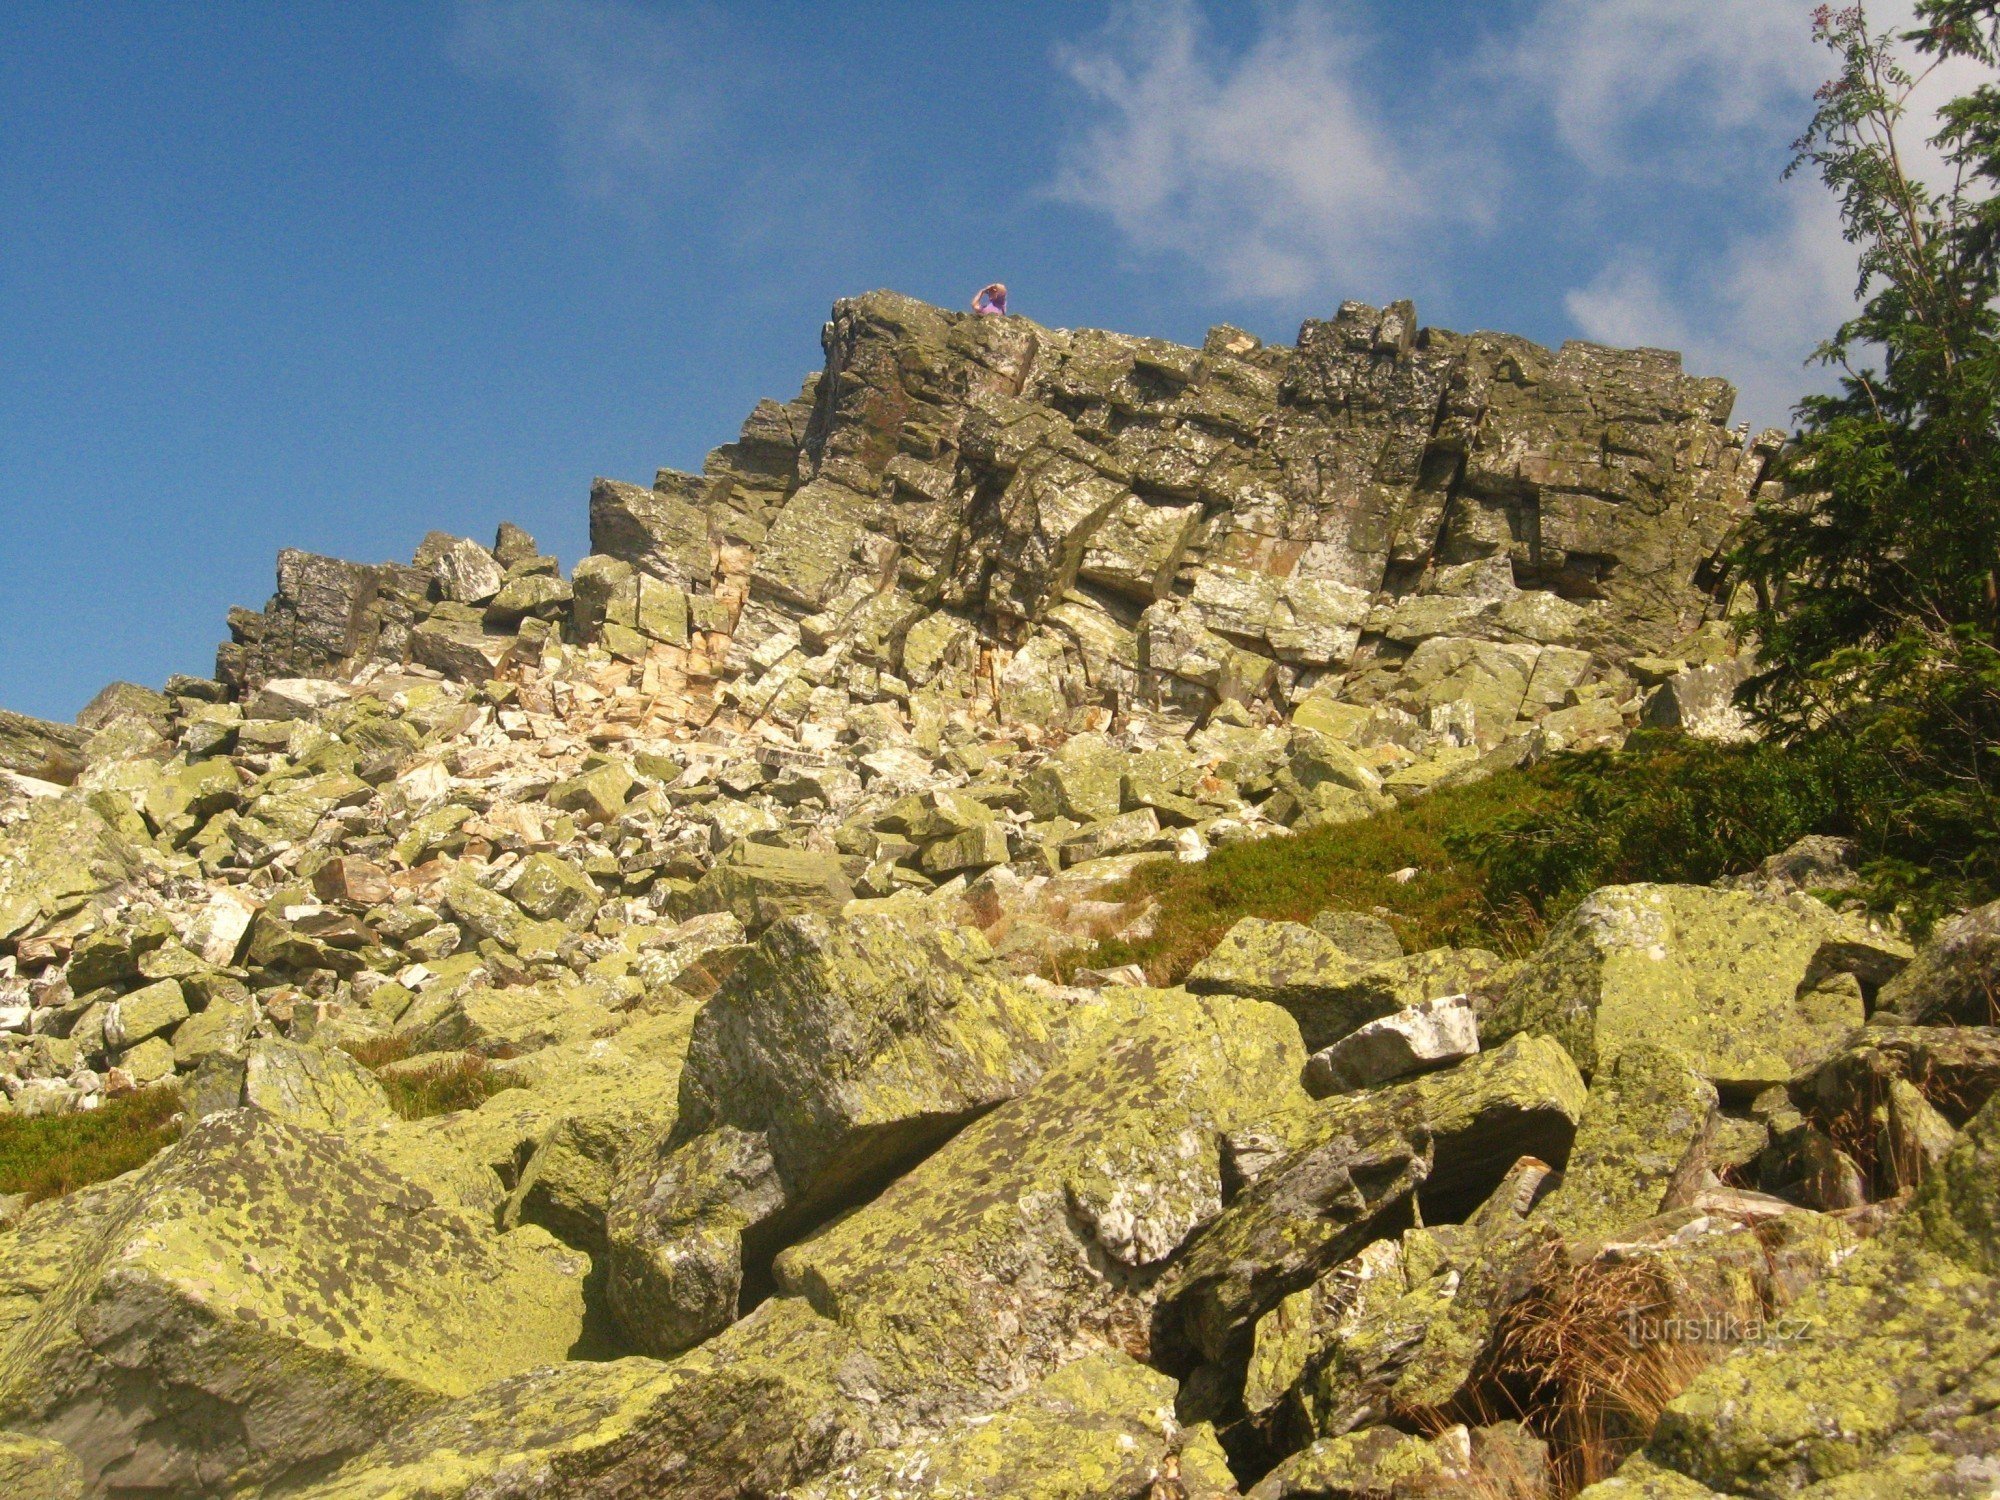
[[1245, 1423, 1464, 1498], [0, 796, 147, 944], [1162, 1034, 1586, 1364], [801, 1352, 1187, 1500], [240, 1037, 398, 1132], [686, 838, 854, 931], [502, 1005, 702, 1254], [1624, 1093, 2000, 1497], [1878, 898, 2000, 1026], [1536, 1042, 1717, 1239], [0, 710, 86, 785], [607, 913, 1076, 1356], [0, 1109, 589, 1495], [0, 1431, 87, 1500], [754, 990, 1302, 1432], [503, 852, 602, 928], [1188, 917, 1499, 1052], [589, 475, 715, 590], [1303, 994, 1479, 1096], [1488, 885, 1909, 1092]]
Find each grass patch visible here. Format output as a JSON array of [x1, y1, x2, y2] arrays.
[[373, 1055, 524, 1121], [0, 1085, 184, 1206], [1075, 766, 1564, 985], [339, 1031, 420, 1070], [1071, 731, 1959, 987]]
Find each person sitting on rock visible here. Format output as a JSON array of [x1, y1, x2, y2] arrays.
[[971, 282, 1008, 317]]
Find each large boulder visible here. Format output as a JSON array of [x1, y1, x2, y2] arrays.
[[800, 1353, 1193, 1500], [0, 1109, 589, 1495], [686, 839, 854, 932], [0, 796, 148, 944], [300, 987, 1306, 1500], [1488, 885, 1910, 1093], [589, 475, 715, 590], [607, 913, 1075, 1356], [216, 548, 428, 692], [0, 1431, 87, 1500], [1188, 917, 1500, 1053], [1534, 1041, 1717, 1239], [1162, 1034, 1587, 1366], [0, 710, 86, 785]]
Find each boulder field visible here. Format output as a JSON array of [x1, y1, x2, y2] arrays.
[[1, 292, 1993, 1497]]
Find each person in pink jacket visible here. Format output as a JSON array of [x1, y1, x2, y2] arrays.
[[971, 282, 1008, 317]]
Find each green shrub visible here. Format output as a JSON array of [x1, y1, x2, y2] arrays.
[[0, 1085, 184, 1205], [1074, 728, 1981, 987], [1074, 765, 1565, 986]]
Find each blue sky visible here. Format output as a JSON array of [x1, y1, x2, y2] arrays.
[[0, 1, 1928, 718]]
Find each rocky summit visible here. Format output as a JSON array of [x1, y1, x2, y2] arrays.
[[0, 291, 1993, 1499]]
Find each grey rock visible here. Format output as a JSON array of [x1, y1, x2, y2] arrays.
[[1302, 993, 1479, 1096]]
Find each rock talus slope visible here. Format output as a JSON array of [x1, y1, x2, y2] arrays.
[[1, 291, 1991, 1499]]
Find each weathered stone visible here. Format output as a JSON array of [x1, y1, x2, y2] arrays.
[[1640, 658, 1756, 743], [610, 913, 1071, 1356], [0, 1109, 588, 1496], [0, 1430, 88, 1500], [245, 676, 352, 720], [1878, 898, 2000, 1026], [504, 1006, 701, 1255], [241, 1038, 397, 1133], [1246, 1424, 1464, 1499], [504, 852, 602, 927], [102, 978, 188, 1051], [1627, 1094, 2000, 1497], [687, 839, 854, 931], [919, 819, 1012, 874], [408, 616, 515, 682], [0, 798, 146, 943], [591, 475, 715, 589], [76, 680, 173, 733], [1303, 993, 1479, 1096], [547, 762, 634, 825], [416, 533, 506, 604], [0, 711, 87, 786], [1310, 909, 1406, 963], [1021, 734, 1127, 824], [769, 985, 1305, 1396], [1164, 1034, 1587, 1363], [485, 571, 572, 624], [802, 1352, 1186, 1500], [1489, 885, 1908, 1093], [1188, 917, 1500, 1052], [1535, 1042, 1716, 1238]]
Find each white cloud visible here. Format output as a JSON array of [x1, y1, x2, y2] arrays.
[[1548, 0, 1988, 430], [1050, 0, 1487, 302], [447, 0, 710, 205], [1567, 186, 1853, 430], [1514, 0, 1823, 177]]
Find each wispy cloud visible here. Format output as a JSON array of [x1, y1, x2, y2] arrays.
[[1544, 0, 1984, 430], [447, 0, 714, 206], [1512, 0, 1823, 178], [1566, 186, 1853, 430], [1049, 0, 1489, 303]]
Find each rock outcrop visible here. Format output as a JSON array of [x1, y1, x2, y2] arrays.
[[4, 290, 1991, 1500]]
